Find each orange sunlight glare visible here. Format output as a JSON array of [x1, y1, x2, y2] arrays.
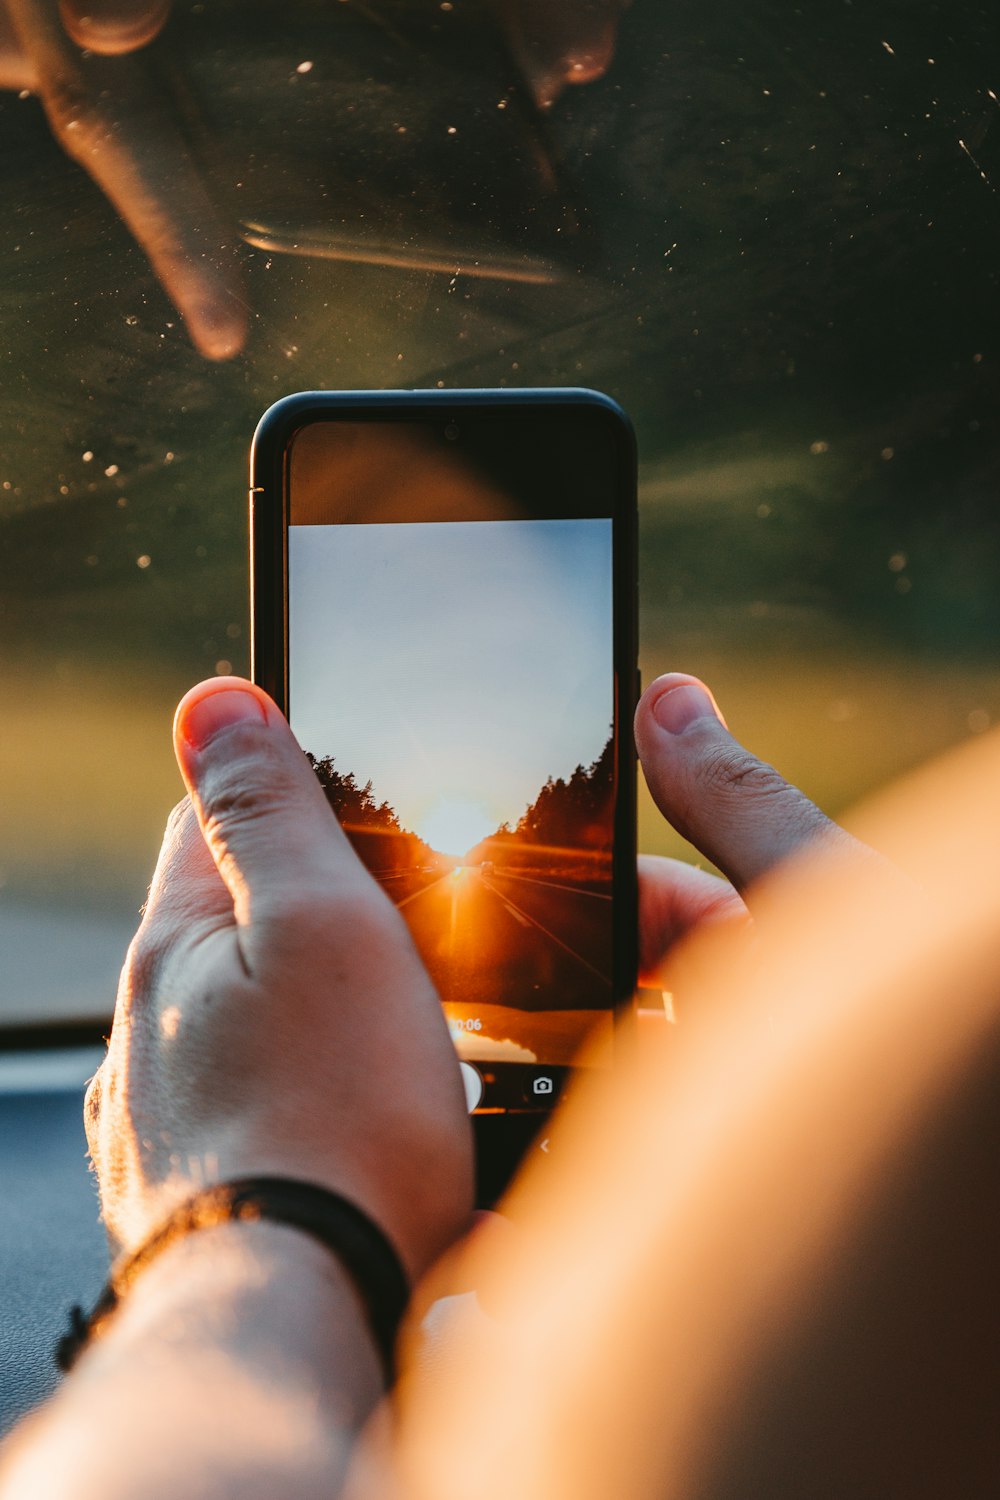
[[417, 799, 495, 858]]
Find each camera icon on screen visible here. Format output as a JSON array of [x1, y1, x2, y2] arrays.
[[532, 1076, 554, 1096]]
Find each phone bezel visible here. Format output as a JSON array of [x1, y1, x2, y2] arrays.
[[250, 387, 638, 1205]]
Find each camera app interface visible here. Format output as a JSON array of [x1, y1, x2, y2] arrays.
[[288, 419, 616, 1110]]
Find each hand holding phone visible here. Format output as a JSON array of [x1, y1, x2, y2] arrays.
[[251, 389, 637, 1203]]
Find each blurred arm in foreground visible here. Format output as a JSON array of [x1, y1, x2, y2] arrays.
[[382, 679, 1000, 1500]]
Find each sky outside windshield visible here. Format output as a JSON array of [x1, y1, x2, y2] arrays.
[[288, 519, 612, 852]]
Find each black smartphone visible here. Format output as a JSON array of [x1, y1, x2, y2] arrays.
[[250, 389, 638, 1205]]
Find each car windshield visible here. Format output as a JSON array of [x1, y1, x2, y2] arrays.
[[2, 0, 998, 1029]]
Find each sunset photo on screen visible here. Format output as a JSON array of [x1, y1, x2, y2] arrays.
[[288, 517, 614, 1066]]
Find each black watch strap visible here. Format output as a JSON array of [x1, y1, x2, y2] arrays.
[[56, 1176, 410, 1386]]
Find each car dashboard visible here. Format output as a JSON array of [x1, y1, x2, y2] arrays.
[[1, 1043, 109, 1437]]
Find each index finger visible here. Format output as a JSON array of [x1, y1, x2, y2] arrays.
[[637, 853, 746, 984], [138, 796, 232, 937]]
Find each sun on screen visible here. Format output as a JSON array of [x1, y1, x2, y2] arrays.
[[418, 799, 496, 858]]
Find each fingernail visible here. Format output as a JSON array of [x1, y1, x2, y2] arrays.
[[179, 687, 269, 751], [59, 0, 171, 54], [652, 683, 719, 735]]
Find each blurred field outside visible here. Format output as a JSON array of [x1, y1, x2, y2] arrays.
[[0, 660, 185, 1024], [3, 640, 1000, 1024]]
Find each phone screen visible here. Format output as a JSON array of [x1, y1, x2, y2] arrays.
[[275, 400, 635, 1198]]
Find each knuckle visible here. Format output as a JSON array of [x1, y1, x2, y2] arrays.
[[123, 908, 212, 1012], [83, 1054, 118, 1167], [697, 744, 793, 807], [164, 796, 193, 841], [120, 921, 170, 1004], [83, 1067, 103, 1148], [141, 800, 196, 917], [199, 749, 289, 843]]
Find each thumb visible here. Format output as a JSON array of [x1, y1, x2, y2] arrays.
[[635, 673, 848, 892], [173, 677, 365, 920]]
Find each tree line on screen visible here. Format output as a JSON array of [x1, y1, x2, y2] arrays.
[[306, 754, 442, 876], [505, 734, 613, 852], [307, 732, 613, 876]]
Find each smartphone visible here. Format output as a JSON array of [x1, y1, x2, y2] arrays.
[[251, 389, 638, 1205]]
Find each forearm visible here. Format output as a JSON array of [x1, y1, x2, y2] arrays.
[[0, 1221, 384, 1500]]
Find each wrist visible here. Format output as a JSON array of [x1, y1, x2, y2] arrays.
[[70, 1177, 410, 1387], [83, 1217, 384, 1404], [5, 1221, 384, 1500]]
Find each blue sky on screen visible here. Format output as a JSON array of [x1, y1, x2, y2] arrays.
[[288, 519, 612, 846]]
